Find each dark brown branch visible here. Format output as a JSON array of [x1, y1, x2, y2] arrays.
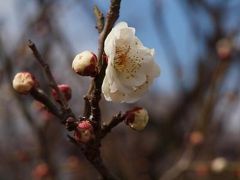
[[83, 81, 94, 118], [28, 40, 69, 111], [28, 40, 77, 125], [97, 0, 121, 71], [83, 95, 91, 118], [30, 88, 61, 119], [90, 0, 121, 126], [2, 48, 58, 180], [100, 112, 125, 139], [79, 1, 122, 179], [89, 156, 117, 180], [30, 87, 77, 125]]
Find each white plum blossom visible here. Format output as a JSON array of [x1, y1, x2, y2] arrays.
[[102, 22, 160, 103]]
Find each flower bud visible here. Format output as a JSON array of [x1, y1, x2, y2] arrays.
[[211, 157, 227, 173], [51, 84, 72, 102], [216, 38, 233, 61], [74, 120, 95, 143], [189, 131, 204, 145], [124, 107, 149, 131], [32, 162, 50, 179], [72, 51, 98, 77], [12, 72, 36, 94]]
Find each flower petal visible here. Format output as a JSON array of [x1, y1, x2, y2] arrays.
[[102, 21, 160, 103]]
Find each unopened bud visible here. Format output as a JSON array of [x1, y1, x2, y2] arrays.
[[32, 162, 50, 179], [51, 84, 72, 102], [124, 107, 149, 131], [216, 38, 233, 61], [72, 51, 98, 77], [211, 157, 227, 173], [12, 72, 36, 94], [189, 131, 204, 145], [74, 120, 95, 143]]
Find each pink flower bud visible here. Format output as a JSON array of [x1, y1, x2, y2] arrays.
[[72, 51, 98, 77], [12, 72, 36, 94], [124, 107, 149, 131], [189, 131, 204, 145], [216, 38, 233, 61], [51, 84, 72, 102], [74, 120, 95, 143], [32, 162, 50, 179]]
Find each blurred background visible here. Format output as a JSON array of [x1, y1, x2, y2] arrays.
[[0, 0, 240, 179]]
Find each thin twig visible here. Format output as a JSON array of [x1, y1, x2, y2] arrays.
[[100, 112, 125, 139], [81, 1, 122, 179], [94, 5, 105, 33], [3, 48, 58, 180], [28, 40, 77, 124], [30, 87, 78, 126], [83, 81, 94, 118], [30, 88, 62, 119], [28, 40, 69, 111]]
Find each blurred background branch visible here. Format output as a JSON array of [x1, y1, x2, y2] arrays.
[[0, 0, 240, 179]]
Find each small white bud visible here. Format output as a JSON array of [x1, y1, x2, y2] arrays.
[[125, 107, 149, 131], [211, 157, 227, 173], [72, 51, 98, 77], [12, 72, 36, 94]]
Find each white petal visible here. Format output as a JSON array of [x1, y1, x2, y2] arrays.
[[102, 21, 160, 103]]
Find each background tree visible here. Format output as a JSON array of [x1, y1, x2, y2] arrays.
[[0, 0, 240, 179]]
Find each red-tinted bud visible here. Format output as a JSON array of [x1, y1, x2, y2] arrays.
[[189, 131, 204, 145], [74, 120, 95, 143], [72, 51, 98, 77], [124, 107, 149, 131], [32, 162, 50, 179], [51, 84, 72, 102], [102, 53, 108, 64], [216, 38, 233, 61]]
